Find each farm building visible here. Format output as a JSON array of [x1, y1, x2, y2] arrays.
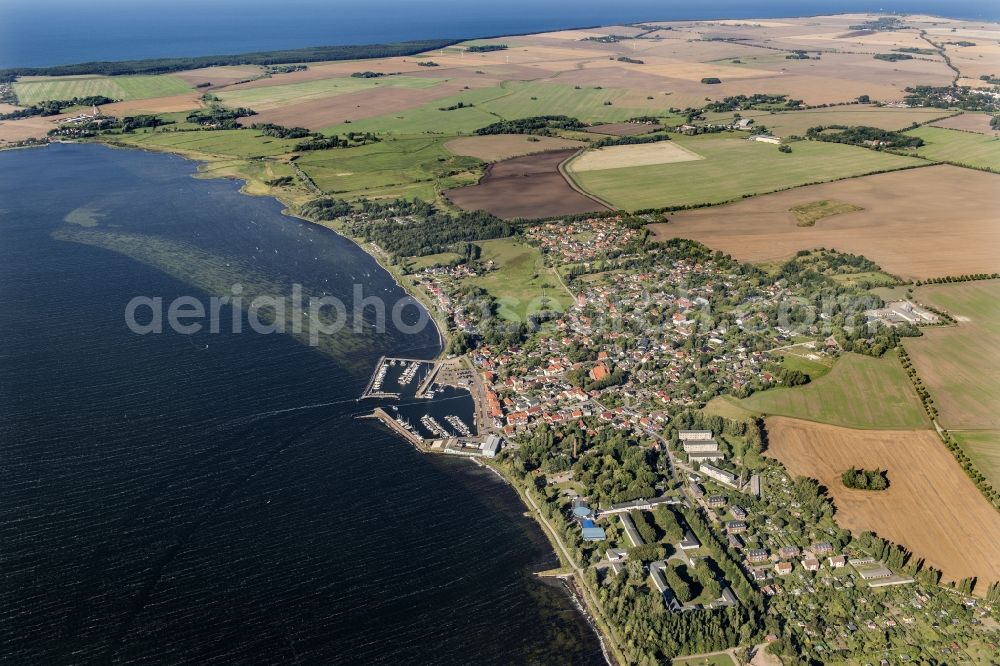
[[751, 134, 782, 144]]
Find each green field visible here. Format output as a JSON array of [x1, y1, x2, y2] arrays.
[[463, 238, 574, 321], [217, 75, 444, 109], [473, 81, 677, 124], [320, 81, 683, 137], [703, 106, 953, 137], [14, 75, 192, 104], [906, 125, 1000, 171], [903, 280, 1000, 431], [568, 133, 925, 210], [952, 431, 1000, 490], [320, 86, 511, 136], [111, 129, 302, 158], [294, 136, 482, 200], [712, 351, 929, 429]]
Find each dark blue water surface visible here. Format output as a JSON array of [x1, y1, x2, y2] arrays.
[[1, 0, 997, 68], [0, 143, 605, 665]]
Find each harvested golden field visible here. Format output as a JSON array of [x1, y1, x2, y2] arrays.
[[444, 134, 584, 161], [172, 65, 263, 87], [765, 417, 1000, 587], [0, 114, 66, 144], [567, 141, 703, 172], [930, 113, 1000, 136], [651, 165, 1000, 280], [100, 93, 203, 115]]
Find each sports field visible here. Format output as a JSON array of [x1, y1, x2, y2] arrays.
[[718, 351, 928, 430], [906, 125, 1000, 171], [463, 238, 575, 321], [569, 133, 924, 210], [14, 75, 193, 104], [903, 280, 1000, 430], [765, 416, 1000, 586]]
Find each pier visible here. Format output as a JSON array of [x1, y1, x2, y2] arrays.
[[361, 408, 426, 449]]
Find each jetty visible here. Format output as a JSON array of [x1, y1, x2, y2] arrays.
[[361, 408, 425, 448]]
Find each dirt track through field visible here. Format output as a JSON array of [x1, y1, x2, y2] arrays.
[[444, 149, 610, 219], [765, 417, 1000, 588]]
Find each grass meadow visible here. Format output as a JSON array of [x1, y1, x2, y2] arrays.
[[217, 76, 444, 110], [464, 238, 575, 321], [904, 279, 1000, 430], [15, 75, 192, 104], [568, 133, 924, 210], [711, 351, 929, 429], [294, 136, 483, 200], [906, 125, 1000, 171]]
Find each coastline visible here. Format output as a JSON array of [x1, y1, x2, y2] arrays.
[[80, 137, 622, 662]]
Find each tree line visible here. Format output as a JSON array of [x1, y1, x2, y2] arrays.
[[0, 40, 461, 80]]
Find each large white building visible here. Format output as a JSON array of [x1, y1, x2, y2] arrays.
[[700, 463, 738, 488]]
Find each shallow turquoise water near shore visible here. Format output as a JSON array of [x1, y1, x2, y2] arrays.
[[0, 143, 605, 664]]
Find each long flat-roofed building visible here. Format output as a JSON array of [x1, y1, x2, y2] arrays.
[[683, 439, 720, 453], [700, 463, 738, 488], [679, 430, 714, 441]]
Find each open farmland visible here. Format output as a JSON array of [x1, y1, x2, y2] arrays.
[[218, 76, 444, 110], [717, 351, 928, 430], [765, 416, 1000, 586], [906, 125, 1000, 171], [295, 136, 483, 201], [445, 134, 584, 161], [582, 122, 664, 136], [569, 133, 923, 210], [952, 431, 1000, 491], [903, 280, 1000, 431], [703, 106, 955, 138], [110, 129, 302, 158], [14, 75, 193, 104], [930, 113, 1000, 137], [650, 165, 1000, 280], [567, 141, 702, 172], [444, 149, 610, 219]]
